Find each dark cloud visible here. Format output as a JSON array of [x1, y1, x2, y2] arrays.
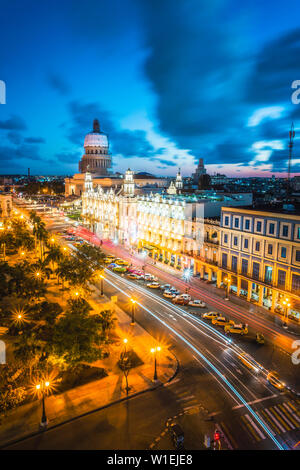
[[153, 158, 177, 167], [55, 151, 81, 163], [7, 131, 22, 145], [24, 137, 46, 144], [0, 115, 27, 130], [137, 1, 300, 173], [47, 73, 71, 96], [66, 100, 156, 159]]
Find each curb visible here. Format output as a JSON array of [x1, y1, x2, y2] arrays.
[[1, 354, 180, 450]]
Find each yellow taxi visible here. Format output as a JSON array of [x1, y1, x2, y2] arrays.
[[202, 311, 219, 320], [211, 316, 234, 327], [267, 371, 285, 390], [115, 259, 129, 266], [238, 353, 262, 373], [224, 323, 248, 335]]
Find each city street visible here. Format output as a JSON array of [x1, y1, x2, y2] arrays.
[[11, 202, 300, 451]]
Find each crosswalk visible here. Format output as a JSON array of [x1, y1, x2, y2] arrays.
[[240, 401, 300, 443]]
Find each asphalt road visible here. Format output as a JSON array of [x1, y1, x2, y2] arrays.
[[11, 202, 300, 451]]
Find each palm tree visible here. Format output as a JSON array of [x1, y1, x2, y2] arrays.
[[97, 309, 116, 341]]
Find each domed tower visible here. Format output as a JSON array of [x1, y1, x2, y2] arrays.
[[79, 119, 112, 175]]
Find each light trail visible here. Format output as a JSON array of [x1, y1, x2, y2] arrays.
[[104, 273, 284, 450]]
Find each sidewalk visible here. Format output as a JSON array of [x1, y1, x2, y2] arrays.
[[0, 291, 177, 449]]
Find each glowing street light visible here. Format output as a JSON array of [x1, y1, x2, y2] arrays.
[[282, 297, 291, 329], [224, 277, 231, 300], [99, 273, 104, 296], [151, 346, 161, 381], [34, 379, 51, 428], [183, 268, 192, 282], [130, 298, 136, 325]]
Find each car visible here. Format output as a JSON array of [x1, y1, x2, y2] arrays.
[[172, 296, 188, 305], [115, 259, 129, 266], [202, 311, 219, 320], [128, 273, 139, 279], [179, 294, 192, 302], [104, 258, 114, 264], [127, 267, 139, 273], [188, 299, 206, 308], [160, 284, 172, 291], [211, 316, 234, 327], [224, 323, 248, 335], [238, 353, 262, 373], [169, 288, 180, 296], [112, 266, 127, 273], [163, 290, 176, 299], [144, 274, 157, 281], [147, 282, 160, 289], [108, 263, 118, 268], [267, 371, 285, 390]]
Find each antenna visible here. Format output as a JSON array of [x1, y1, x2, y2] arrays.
[[287, 122, 295, 197]]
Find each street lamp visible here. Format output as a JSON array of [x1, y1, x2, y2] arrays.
[[130, 298, 136, 325], [123, 338, 128, 355], [224, 277, 231, 300], [99, 274, 104, 296], [282, 298, 291, 329], [151, 346, 161, 381], [35, 380, 50, 428]]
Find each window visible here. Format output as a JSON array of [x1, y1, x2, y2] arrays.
[[245, 219, 250, 230], [292, 274, 300, 292], [244, 239, 249, 249], [222, 253, 228, 268], [241, 259, 248, 274], [267, 244, 273, 255], [296, 251, 300, 262], [255, 241, 260, 251], [269, 223, 275, 235], [277, 270, 286, 287], [234, 218, 239, 228], [297, 227, 300, 240], [280, 247, 287, 258], [256, 221, 262, 232], [253, 262, 260, 280], [233, 236, 238, 246], [264, 266, 273, 284], [231, 256, 238, 272], [224, 234, 228, 244], [224, 216, 229, 226], [282, 225, 289, 237]]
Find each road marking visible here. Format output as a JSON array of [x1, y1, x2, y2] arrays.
[[274, 406, 295, 430], [260, 409, 281, 434], [232, 394, 277, 410], [244, 414, 266, 440], [282, 403, 300, 423], [218, 421, 236, 450], [177, 395, 195, 402], [264, 408, 286, 433], [241, 415, 260, 442]]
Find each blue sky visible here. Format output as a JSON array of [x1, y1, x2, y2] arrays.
[[0, 0, 300, 177]]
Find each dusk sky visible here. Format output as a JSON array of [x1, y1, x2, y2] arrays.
[[0, 0, 300, 177]]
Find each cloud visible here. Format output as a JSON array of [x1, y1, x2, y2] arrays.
[[65, 100, 156, 159], [7, 131, 22, 145], [0, 115, 27, 130], [24, 137, 46, 144], [47, 73, 71, 96], [55, 151, 81, 163]]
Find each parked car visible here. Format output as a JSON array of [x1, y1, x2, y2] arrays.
[[224, 323, 248, 335], [202, 312, 219, 320], [169, 423, 184, 449], [172, 296, 188, 305], [128, 273, 139, 279], [147, 282, 161, 289], [113, 266, 127, 273], [211, 316, 234, 327], [163, 290, 176, 299], [160, 284, 172, 291], [115, 259, 129, 266], [188, 299, 206, 308], [169, 288, 180, 296]]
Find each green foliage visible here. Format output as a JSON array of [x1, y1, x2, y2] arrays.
[[52, 299, 103, 367], [0, 385, 27, 413]]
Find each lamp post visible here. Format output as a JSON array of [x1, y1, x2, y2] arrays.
[[151, 346, 161, 381], [99, 274, 104, 296], [224, 277, 231, 300], [130, 298, 136, 325], [36, 380, 50, 428], [282, 298, 290, 329]]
